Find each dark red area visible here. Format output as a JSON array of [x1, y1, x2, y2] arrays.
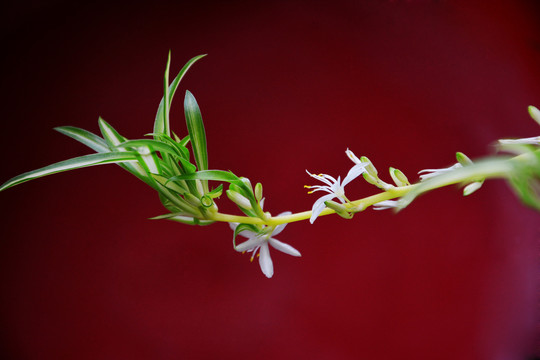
[[1, 1, 540, 359]]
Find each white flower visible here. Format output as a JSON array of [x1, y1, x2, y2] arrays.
[[305, 169, 365, 223], [372, 200, 401, 210], [230, 212, 301, 278], [498, 136, 540, 145], [418, 163, 462, 181], [498, 106, 540, 145], [305, 149, 368, 223]]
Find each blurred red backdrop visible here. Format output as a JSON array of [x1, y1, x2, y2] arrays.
[[1, 1, 540, 359]]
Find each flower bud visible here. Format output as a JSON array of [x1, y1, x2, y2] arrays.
[[226, 190, 252, 209], [255, 182, 263, 202], [240, 177, 254, 193], [455, 152, 473, 166], [360, 156, 378, 176], [389, 167, 410, 187], [324, 200, 353, 219], [528, 105, 540, 126], [463, 181, 483, 196]]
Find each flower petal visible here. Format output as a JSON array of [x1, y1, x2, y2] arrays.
[[258, 243, 274, 278], [310, 193, 336, 223], [372, 200, 400, 210], [229, 222, 257, 239], [498, 136, 540, 145], [306, 170, 334, 187], [269, 238, 301, 257], [272, 211, 292, 236], [342, 163, 367, 187], [418, 163, 461, 181], [346, 148, 362, 164], [235, 236, 264, 252]]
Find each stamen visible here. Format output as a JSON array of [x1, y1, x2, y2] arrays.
[[308, 190, 315, 194], [304, 185, 311, 188]]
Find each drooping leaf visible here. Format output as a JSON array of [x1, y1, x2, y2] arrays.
[[55, 126, 109, 153], [0, 152, 139, 192]]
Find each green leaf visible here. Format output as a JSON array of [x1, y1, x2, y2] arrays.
[[207, 184, 223, 198], [178, 158, 197, 174], [150, 212, 214, 226], [177, 134, 190, 147], [55, 126, 109, 153], [116, 139, 182, 158], [152, 174, 188, 194], [0, 152, 139, 192], [153, 54, 207, 137], [145, 133, 190, 160], [98, 117, 147, 178], [135, 146, 163, 175], [98, 117, 126, 146], [170, 170, 239, 183], [184, 90, 208, 171]]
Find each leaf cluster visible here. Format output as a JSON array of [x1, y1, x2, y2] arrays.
[[0, 53, 261, 226]]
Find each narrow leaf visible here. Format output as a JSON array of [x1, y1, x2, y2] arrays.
[[116, 139, 182, 158], [150, 212, 214, 226], [0, 152, 139, 192], [98, 117, 147, 178], [184, 90, 208, 171], [55, 126, 109, 153], [170, 170, 239, 183], [153, 54, 207, 137]]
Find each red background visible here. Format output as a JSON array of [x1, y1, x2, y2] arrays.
[[1, 1, 540, 359]]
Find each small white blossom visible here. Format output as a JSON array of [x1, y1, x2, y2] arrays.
[[304, 149, 369, 224], [372, 200, 401, 210], [230, 212, 301, 278], [418, 163, 462, 181], [498, 136, 540, 145], [305, 169, 366, 224]]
